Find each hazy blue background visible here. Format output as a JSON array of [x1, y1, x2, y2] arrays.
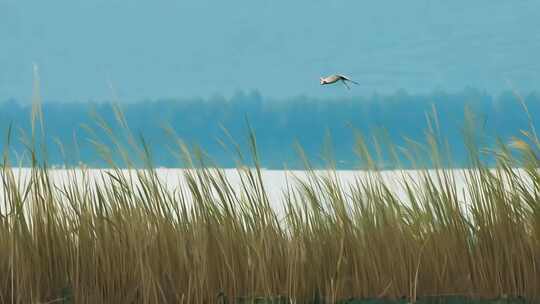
[[1, 90, 537, 169], [1, 1, 540, 168], [2, 0, 540, 102]]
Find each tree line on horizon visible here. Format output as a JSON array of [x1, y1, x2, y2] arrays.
[[0, 88, 538, 169]]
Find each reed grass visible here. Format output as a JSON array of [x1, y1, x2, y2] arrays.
[[1, 80, 540, 303]]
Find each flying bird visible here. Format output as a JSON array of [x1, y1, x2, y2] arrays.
[[320, 74, 359, 89]]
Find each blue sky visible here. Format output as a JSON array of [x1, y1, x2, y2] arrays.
[[1, 0, 540, 103]]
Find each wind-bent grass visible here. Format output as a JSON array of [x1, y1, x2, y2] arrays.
[[2, 88, 540, 303]]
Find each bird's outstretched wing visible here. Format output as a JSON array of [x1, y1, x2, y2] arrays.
[[338, 74, 359, 85], [341, 80, 351, 90]]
